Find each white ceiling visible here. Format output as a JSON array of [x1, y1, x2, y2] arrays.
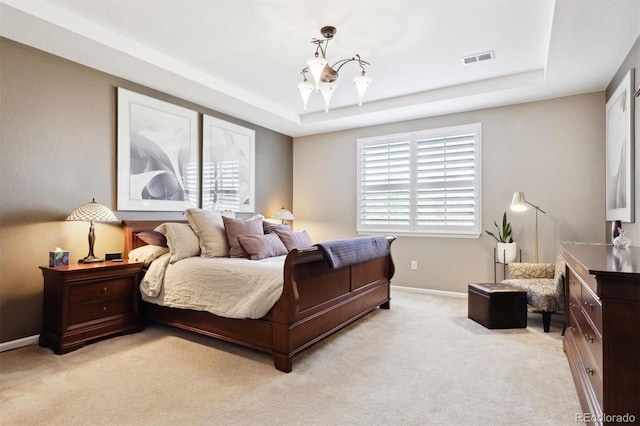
[[1, 0, 639, 137]]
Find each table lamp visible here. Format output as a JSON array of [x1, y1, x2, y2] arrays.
[[271, 206, 295, 224], [66, 198, 118, 263]]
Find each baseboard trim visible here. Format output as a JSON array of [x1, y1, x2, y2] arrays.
[[391, 285, 467, 299], [0, 335, 39, 352]]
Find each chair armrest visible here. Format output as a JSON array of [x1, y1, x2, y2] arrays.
[[508, 262, 555, 279]]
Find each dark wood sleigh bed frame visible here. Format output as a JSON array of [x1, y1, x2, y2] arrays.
[[122, 220, 395, 372]]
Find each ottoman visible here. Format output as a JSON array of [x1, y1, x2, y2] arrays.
[[468, 282, 527, 329]]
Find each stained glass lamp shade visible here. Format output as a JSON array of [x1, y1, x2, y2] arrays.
[[66, 198, 118, 263]]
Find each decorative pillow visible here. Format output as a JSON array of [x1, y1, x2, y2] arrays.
[[275, 229, 313, 251], [222, 216, 264, 258], [237, 233, 288, 260], [127, 245, 169, 265], [154, 222, 201, 263], [263, 221, 291, 234], [136, 230, 168, 248], [184, 208, 229, 257]]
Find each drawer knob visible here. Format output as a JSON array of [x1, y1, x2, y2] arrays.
[[584, 302, 595, 310], [102, 306, 107, 313], [585, 367, 595, 376], [102, 287, 108, 293], [584, 334, 594, 343]]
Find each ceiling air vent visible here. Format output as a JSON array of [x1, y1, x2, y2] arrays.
[[461, 50, 495, 65]]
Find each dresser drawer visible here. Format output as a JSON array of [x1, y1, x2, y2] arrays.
[[580, 284, 602, 331], [567, 272, 582, 307], [577, 309, 603, 373], [69, 278, 133, 305], [68, 297, 132, 325]]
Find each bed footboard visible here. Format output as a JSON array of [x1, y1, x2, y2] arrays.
[[271, 237, 395, 372]]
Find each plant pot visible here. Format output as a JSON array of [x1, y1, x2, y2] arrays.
[[497, 242, 518, 263]]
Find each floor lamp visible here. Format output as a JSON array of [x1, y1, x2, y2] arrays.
[[510, 192, 546, 263]]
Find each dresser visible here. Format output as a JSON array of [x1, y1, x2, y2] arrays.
[[39, 260, 143, 354], [561, 243, 640, 424]]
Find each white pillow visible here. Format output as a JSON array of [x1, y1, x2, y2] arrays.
[[154, 222, 200, 263], [127, 245, 169, 265], [184, 208, 229, 258]]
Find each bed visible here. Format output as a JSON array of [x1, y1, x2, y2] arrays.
[[122, 220, 395, 372]]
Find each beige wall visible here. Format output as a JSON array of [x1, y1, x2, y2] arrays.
[[293, 93, 606, 293], [0, 38, 293, 342]]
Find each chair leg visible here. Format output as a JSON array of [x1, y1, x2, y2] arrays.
[[542, 312, 552, 332]]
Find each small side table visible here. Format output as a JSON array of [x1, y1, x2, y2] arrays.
[[493, 247, 522, 282], [39, 260, 143, 354]]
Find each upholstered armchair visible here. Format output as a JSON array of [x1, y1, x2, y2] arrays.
[[501, 256, 565, 332]]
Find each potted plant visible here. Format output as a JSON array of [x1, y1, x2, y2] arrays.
[[485, 211, 518, 263]]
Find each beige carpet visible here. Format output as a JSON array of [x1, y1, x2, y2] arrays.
[[1, 288, 581, 425]]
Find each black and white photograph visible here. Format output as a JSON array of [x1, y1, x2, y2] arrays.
[[202, 115, 255, 213], [117, 88, 199, 211], [605, 69, 635, 222]]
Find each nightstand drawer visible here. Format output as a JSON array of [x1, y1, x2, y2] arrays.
[[68, 297, 132, 325], [69, 278, 133, 305]]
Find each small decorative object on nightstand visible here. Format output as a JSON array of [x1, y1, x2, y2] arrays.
[[39, 260, 143, 354]]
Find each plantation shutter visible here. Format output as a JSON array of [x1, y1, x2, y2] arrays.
[[357, 124, 481, 237], [358, 138, 411, 230], [415, 133, 477, 231]]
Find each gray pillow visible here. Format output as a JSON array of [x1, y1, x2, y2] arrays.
[[222, 216, 264, 258], [237, 233, 288, 260], [274, 229, 313, 251]]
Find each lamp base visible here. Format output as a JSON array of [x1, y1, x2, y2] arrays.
[[79, 256, 104, 264]]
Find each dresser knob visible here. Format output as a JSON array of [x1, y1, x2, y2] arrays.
[[584, 302, 595, 310], [102, 287, 108, 293], [584, 334, 594, 343], [102, 306, 107, 312], [585, 367, 595, 376]]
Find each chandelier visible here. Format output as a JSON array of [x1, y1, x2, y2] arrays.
[[297, 26, 372, 112]]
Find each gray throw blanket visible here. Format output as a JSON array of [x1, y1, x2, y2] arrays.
[[315, 235, 390, 269]]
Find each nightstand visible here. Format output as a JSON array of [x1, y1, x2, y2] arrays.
[[39, 260, 144, 354]]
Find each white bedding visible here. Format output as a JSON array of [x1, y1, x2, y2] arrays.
[[140, 253, 286, 319]]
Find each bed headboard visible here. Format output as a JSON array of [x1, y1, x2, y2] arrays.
[[122, 220, 187, 256]]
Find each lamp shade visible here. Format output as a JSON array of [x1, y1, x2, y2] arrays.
[[353, 73, 372, 106], [66, 199, 118, 222], [510, 192, 527, 212], [297, 79, 315, 110], [271, 206, 295, 222]]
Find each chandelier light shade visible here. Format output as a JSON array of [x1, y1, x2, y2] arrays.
[[271, 206, 295, 224], [66, 198, 118, 263], [298, 26, 371, 112], [510, 192, 546, 263]]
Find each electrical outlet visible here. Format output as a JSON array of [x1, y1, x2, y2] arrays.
[[411, 260, 418, 270]]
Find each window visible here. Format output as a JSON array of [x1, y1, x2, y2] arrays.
[[357, 123, 482, 237]]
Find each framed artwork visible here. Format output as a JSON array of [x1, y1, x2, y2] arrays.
[[605, 69, 635, 223], [202, 115, 255, 213], [117, 88, 199, 211]]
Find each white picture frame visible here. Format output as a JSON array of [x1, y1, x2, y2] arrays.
[[605, 69, 635, 223], [117, 88, 199, 211], [202, 115, 255, 213]]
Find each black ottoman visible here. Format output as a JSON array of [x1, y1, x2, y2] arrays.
[[468, 283, 527, 329]]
